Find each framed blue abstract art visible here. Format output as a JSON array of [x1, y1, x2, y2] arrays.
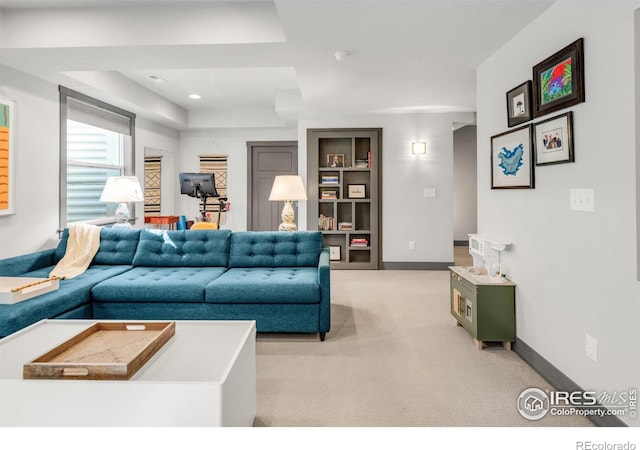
[[491, 124, 535, 189]]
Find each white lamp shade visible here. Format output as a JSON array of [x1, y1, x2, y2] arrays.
[[268, 175, 308, 201], [100, 176, 144, 203]]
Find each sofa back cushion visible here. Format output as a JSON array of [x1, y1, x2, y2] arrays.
[[132, 229, 232, 267], [93, 228, 141, 265], [228, 231, 322, 268], [54, 228, 141, 265]]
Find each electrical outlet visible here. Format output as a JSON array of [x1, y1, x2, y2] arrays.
[[585, 334, 598, 362], [409, 241, 416, 250]]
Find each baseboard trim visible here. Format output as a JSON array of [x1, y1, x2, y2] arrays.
[[454, 240, 469, 247], [514, 338, 627, 427], [382, 262, 453, 270]]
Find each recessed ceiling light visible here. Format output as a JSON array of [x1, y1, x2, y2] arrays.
[[334, 50, 351, 61], [188, 94, 201, 100], [148, 75, 165, 83]]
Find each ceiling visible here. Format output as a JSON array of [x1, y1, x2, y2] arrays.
[[0, 0, 554, 130]]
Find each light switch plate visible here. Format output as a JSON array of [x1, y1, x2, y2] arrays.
[[423, 188, 436, 198], [570, 188, 595, 212]]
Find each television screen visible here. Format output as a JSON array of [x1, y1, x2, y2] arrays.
[[179, 173, 218, 198]]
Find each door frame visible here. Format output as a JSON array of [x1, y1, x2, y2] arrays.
[[246, 141, 298, 230]]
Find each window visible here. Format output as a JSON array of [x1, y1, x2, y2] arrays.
[[59, 87, 135, 228]]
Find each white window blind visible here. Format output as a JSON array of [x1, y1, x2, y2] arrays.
[[59, 87, 136, 228]]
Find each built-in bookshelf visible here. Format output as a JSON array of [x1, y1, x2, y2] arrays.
[[307, 128, 381, 269]]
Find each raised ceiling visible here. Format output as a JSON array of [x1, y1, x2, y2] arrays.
[[0, 0, 553, 129]]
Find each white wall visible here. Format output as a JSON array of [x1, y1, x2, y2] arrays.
[[0, 66, 181, 259], [0, 63, 60, 258], [137, 118, 180, 218], [178, 127, 297, 230], [300, 112, 474, 264], [477, 1, 640, 426], [453, 125, 477, 241]]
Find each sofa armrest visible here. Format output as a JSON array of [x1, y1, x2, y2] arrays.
[[318, 247, 331, 333], [0, 249, 56, 276]]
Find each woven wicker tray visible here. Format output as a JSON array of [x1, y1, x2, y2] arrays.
[[23, 322, 175, 380]]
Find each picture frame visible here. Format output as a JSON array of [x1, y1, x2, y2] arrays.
[[490, 124, 535, 189], [506, 81, 532, 127], [326, 153, 344, 168], [329, 245, 341, 261], [532, 38, 585, 118], [0, 97, 16, 216], [533, 111, 574, 166], [348, 184, 366, 199]]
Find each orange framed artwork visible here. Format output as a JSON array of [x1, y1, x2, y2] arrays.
[[0, 98, 15, 216]]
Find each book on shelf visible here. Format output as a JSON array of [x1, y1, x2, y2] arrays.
[[318, 214, 336, 231], [354, 159, 368, 168], [367, 151, 371, 168], [350, 237, 369, 247], [337, 222, 353, 230], [320, 190, 337, 199], [321, 176, 340, 184]]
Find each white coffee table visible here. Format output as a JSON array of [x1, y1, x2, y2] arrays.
[[0, 319, 256, 426]]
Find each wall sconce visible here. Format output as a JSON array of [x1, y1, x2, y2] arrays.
[[412, 142, 427, 155]]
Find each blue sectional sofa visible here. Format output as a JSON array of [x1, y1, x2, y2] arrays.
[[0, 228, 331, 340]]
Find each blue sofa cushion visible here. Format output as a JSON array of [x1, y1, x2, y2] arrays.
[[0, 264, 133, 337], [132, 229, 231, 267], [228, 231, 322, 268], [91, 266, 227, 303], [205, 268, 320, 304], [54, 228, 141, 265], [93, 228, 141, 265]]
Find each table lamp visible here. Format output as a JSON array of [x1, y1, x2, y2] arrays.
[[268, 175, 307, 231], [100, 176, 144, 228]]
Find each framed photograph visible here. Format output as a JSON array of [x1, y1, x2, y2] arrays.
[[326, 153, 344, 167], [0, 97, 16, 216], [533, 111, 574, 166], [506, 81, 532, 127], [348, 184, 366, 199], [532, 38, 585, 118], [329, 246, 341, 261], [490, 124, 534, 189]]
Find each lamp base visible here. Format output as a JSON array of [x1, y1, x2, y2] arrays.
[[278, 200, 298, 231], [114, 202, 132, 228]]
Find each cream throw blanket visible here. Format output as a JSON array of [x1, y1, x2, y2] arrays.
[[50, 223, 101, 279]]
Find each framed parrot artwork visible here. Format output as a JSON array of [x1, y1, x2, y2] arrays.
[[532, 38, 584, 118]]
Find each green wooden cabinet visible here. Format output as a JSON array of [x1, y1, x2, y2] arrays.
[[449, 266, 516, 350]]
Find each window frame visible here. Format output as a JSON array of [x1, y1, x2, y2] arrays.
[[59, 86, 136, 230]]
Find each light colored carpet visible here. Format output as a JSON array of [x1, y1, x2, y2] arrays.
[[254, 269, 592, 427]]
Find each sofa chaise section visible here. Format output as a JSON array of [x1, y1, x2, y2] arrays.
[[0, 228, 141, 337]]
